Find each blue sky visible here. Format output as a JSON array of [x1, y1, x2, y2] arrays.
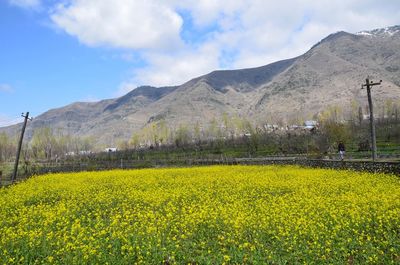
[[1, 0, 400, 126]]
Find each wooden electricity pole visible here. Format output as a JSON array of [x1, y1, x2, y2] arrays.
[[361, 78, 382, 161], [12, 112, 32, 183]]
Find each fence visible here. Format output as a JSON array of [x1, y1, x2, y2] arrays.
[[1, 156, 399, 187]]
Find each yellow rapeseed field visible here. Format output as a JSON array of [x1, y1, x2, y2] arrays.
[[0, 165, 399, 264]]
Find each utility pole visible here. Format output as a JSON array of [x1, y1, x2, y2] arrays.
[[361, 78, 382, 161], [12, 112, 32, 183]]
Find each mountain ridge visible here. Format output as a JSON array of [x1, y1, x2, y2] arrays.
[[2, 25, 400, 146]]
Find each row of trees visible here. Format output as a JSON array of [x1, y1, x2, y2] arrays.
[[0, 128, 94, 162], [123, 114, 257, 150], [1, 100, 399, 162], [117, 100, 400, 158]]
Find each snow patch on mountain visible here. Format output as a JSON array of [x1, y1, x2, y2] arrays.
[[357, 25, 400, 37]]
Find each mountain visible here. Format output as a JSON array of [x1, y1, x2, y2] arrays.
[[2, 25, 400, 146]]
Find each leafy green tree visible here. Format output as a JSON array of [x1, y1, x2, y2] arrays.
[[206, 118, 221, 140], [320, 121, 351, 149], [157, 120, 169, 146], [130, 133, 141, 149], [222, 113, 235, 139], [30, 127, 57, 160], [0, 132, 15, 161], [175, 124, 191, 147], [193, 122, 202, 143]]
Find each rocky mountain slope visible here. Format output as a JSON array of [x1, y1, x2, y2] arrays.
[[2, 26, 400, 146]]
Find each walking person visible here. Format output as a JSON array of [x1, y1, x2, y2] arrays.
[[338, 141, 345, 161]]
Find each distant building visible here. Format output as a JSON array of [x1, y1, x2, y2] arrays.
[[304, 120, 318, 130], [105, 147, 117, 152], [264, 124, 279, 132], [79, 150, 92, 155], [362, 114, 386, 120]]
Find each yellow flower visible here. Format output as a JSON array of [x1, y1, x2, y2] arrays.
[[0, 165, 399, 264]]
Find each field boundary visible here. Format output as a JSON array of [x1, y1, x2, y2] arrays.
[[1, 157, 399, 186], [213, 158, 400, 175]]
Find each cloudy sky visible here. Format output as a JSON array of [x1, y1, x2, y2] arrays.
[[1, 0, 400, 126]]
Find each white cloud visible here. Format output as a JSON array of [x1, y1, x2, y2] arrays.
[[133, 0, 399, 86], [51, 0, 183, 50], [44, 0, 400, 89], [171, 0, 247, 28], [0, 84, 13, 93], [129, 43, 221, 87], [180, 0, 400, 69], [9, 0, 40, 8]]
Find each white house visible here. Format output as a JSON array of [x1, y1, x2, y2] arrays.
[[105, 147, 117, 152]]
